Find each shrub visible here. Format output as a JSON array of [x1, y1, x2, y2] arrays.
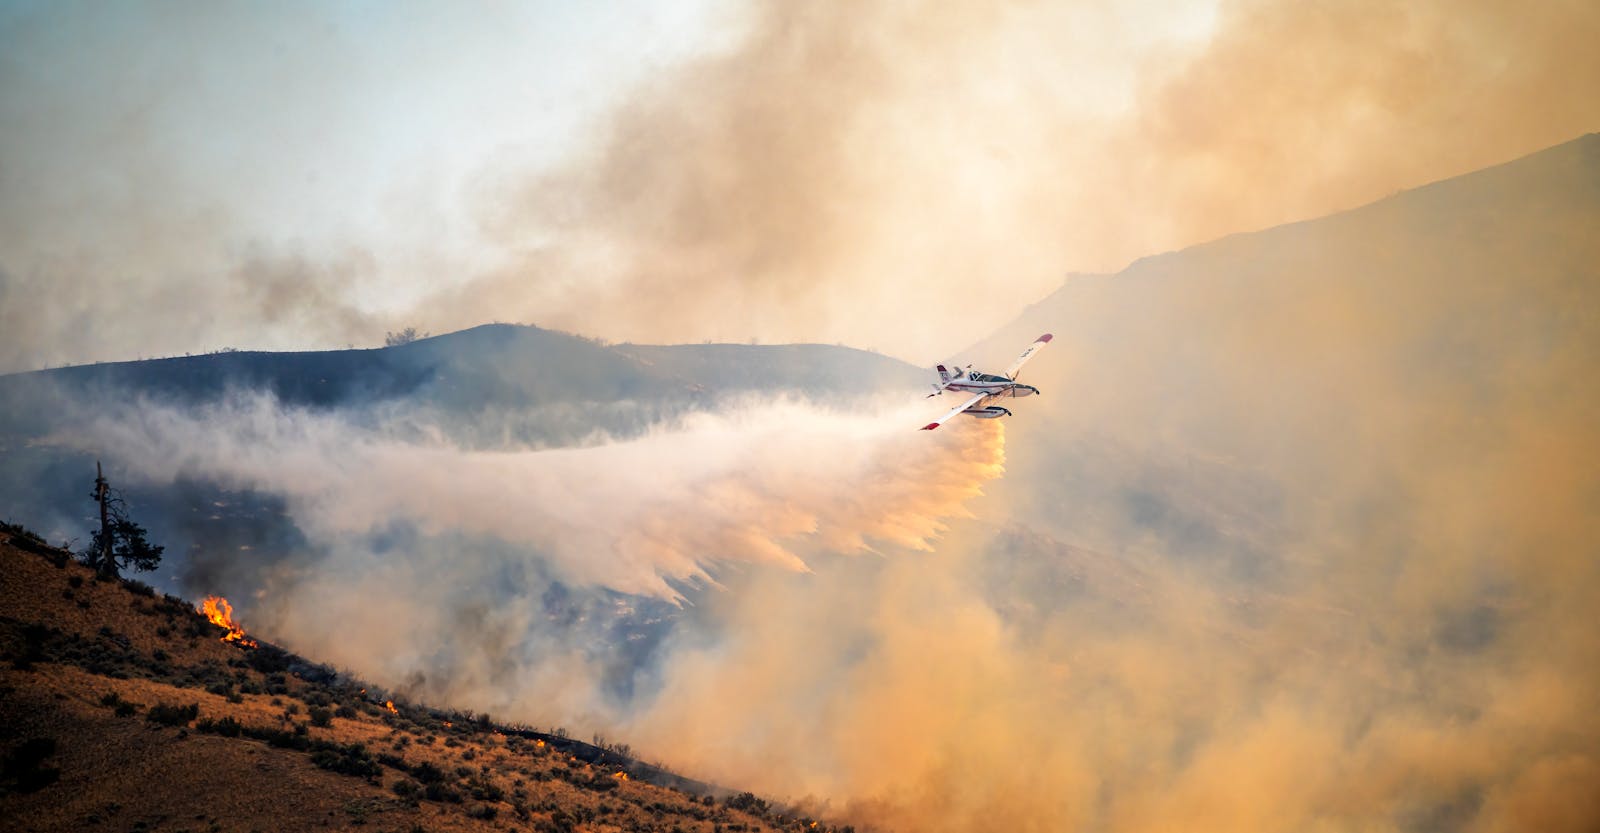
[[115, 702, 138, 718], [146, 703, 199, 726], [308, 707, 333, 728], [423, 782, 463, 803], [581, 774, 618, 793], [197, 716, 243, 737], [468, 804, 499, 821], [310, 742, 381, 780], [540, 809, 576, 833], [1, 737, 60, 794], [468, 775, 505, 802], [240, 725, 310, 751], [392, 779, 421, 800], [334, 704, 356, 719], [410, 761, 446, 784]]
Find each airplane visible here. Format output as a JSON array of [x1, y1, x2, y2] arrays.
[[919, 333, 1052, 430]]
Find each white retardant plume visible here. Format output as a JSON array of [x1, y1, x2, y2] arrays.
[[68, 394, 1005, 600]]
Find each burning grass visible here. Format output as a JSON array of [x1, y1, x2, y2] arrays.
[[198, 595, 258, 648]]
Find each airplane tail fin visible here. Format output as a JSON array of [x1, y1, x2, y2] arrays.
[[937, 365, 953, 384]]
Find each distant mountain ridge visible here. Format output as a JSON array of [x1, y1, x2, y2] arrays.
[[0, 323, 924, 416]]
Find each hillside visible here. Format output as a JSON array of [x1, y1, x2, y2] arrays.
[[0, 527, 847, 833], [0, 324, 927, 595], [0, 324, 923, 433], [958, 132, 1600, 565]]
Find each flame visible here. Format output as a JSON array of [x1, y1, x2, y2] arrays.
[[535, 739, 545, 748], [199, 595, 258, 648], [384, 700, 398, 715], [613, 771, 628, 781]]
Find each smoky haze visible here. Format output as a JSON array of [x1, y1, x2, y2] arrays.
[[2, 1, 1598, 829], [432, 0, 1600, 359], [3, 1, 1598, 370], [6, 134, 1596, 832]]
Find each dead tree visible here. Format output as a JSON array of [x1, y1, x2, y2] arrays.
[[84, 461, 163, 577]]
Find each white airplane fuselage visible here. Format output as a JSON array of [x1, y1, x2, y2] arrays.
[[942, 375, 1040, 398]]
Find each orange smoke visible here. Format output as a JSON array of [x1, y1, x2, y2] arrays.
[[199, 595, 258, 648]]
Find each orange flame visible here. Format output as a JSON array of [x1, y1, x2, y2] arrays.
[[613, 771, 628, 781], [199, 596, 258, 648], [385, 700, 399, 715]]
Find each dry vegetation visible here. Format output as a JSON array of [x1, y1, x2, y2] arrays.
[[0, 525, 851, 833]]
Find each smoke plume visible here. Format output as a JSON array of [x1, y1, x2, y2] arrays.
[[71, 394, 1005, 600]]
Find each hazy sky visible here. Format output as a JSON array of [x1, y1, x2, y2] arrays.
[[2, 0, 1596, 372]]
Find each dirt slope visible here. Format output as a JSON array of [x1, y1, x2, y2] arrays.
[[1, 528, 840, 833]]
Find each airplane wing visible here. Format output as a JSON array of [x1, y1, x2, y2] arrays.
[[1003, 333, 1053, 379], [920, 391, 989, 430]]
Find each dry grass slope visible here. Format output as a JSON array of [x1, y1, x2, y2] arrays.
[[0, 526, 848, 833]]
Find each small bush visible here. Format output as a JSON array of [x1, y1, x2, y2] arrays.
[[467, 804, 498, 821], [146, 703, 199, 726], [580, 774, 618, 793], [241, 725, 310, 751], [1, 737, 60, 794], [468, 775, 505, 802], [197, 716, 243, 737], [423, 782, 463, 804], [411, 761, 446, 784], [392, 779, 421, 800], [334, 704, 356, 719], [115, 702, 138, 718], [308, 707, 333, 728], [310, 742, 381, 780]]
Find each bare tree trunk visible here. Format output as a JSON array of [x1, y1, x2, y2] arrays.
[[94, 461, 113, 577]]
